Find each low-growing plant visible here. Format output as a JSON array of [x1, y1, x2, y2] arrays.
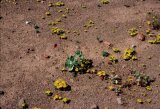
[[110, 74, 122, 85], [65, 50, 93, 76], [131, 71, 154, 87], [128, 28, 138, 37], [51, 27, 65, 35], [55, 1, 65, 7], [148, 34, 160, 44], [109, 55, 118, 63], [123, 48, 137, 60], [100, 0, 110, 4], [53, 79, 70, 90], [151, 16, 160, 30]]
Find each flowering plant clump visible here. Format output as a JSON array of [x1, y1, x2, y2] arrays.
[[53, 95, 62, 100], [112, 48, 120, 53], [131, 71, 154, 87], [123, 48, 137, 60], [45, 90, 53, 96], [51, 27, 65, 35], [151, 16, 160, 30], [148, 34, 160, 44], [100, 0, 110, 4], [33, 107, 41, 109], [128, 28, 138, 37], [65, 50, 93, 76], [55, 1, 65, 7], [97, 70, 106, 77], [84, 20, 95, 29], [62, 97, 70, 104], [109, 55, 118, 63], [53, 79, 68, 90]]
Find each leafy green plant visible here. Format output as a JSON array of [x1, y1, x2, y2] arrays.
[[65, 51, 93, 75], [131, 71, 154, 87], [102, 51, 109, 57], [152, 16, 160, 30]]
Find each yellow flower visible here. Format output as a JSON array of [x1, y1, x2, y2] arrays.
[[97, 71, 106, 76], [55, 1, 65, 7], [100, 0, 110, 4], [127, 76, 134, 81], [62, 97, 70, 103], [53, 79, 68, 89], [53, 95, 62, 100], [108, 86, 114, 91], [33, 107, 41, 109], [136, 99, 143, 104], [45, 11, 51, 16], [146, 86, 152, 91], [59, 34, 67, 39], [128, 28, 138, 37], [51, 27, 65, 35], [112, 48, 120, 53], [45, 90, 52, 96]]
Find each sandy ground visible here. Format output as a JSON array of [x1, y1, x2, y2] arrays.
[[0, 0, 160, 109]]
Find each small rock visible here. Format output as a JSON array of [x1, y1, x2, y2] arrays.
[[25, 21, 31, 24], [0, 88, 4, 95], [131, 45, 136, 48], [104, 41, 112, 47], [91, 104, 99, 109], [137, 33, 145, 41], [117, 97, 124, 105]]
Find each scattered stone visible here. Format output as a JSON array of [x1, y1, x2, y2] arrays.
[[116, 97, 124, 105], [91, 104, 99, 109], [25, 21, 31, 24], [104, 41, 112, 47], [0, 90, 4, 95], [131, 45, 136, 48], [137, 33, 145, 41]]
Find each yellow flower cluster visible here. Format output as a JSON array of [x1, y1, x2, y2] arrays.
[[128, 28, 138, 37], [51, 27, 65, 35], [84, 20, 95, 29], [53, 95, 70, 103], [97, 70, 106, 77], [100, 0, 110, 4], [87, 69, 96, 73], [123, 48, 137, 60], [55, 1, 65, 7], [45, 90, 52, 96], [112, 48, 120, 53], [33, 107, 41, 109], [53, 95, 62, 100], [54, 79, 68, 89], [109, 55, 118, 63], [148, 34, 160, 44]]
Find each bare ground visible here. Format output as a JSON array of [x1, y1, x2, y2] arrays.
[[0, 0, 160, 109]]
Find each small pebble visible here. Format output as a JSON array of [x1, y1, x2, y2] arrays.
[[117, 97, 124, 105], [91, 104, 99, 109]]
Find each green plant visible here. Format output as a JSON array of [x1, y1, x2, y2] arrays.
[[102, 51, 109, 57], [152, 16, 160, 30], [131, 71, 154, 87], [65, 50, 93, 75]]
